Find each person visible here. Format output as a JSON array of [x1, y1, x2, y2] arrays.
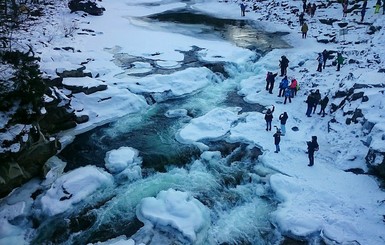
[[279, 112, 288, 135], [312, 89, 321, 114], [307, 136, 319, 166], [311, 3, 317, 17], [240, 2, 246, 17], [284, 88, 292, 104], [383, 0, 385, 14], [375, 0, 381, 14], [266, 71, 278, 94], [322, 49, 328, 69], [279, 55, 289, 76], [361, 0, 367, 22], [299, 12, 305, 26], [316, 53, 323, 72], [289, 78, 298, 98], [305, 92, 315, 117], [273, 128, 281, 153], [303, 0, 307, 13], [336, 52, 344, 71], [301, 22, 308, 39], [264, 105, 275, 131], [318, 95, 329, 117], [278, 76, 289, 97], [306, 2, 312, 15], [342, 2, 348, 17]]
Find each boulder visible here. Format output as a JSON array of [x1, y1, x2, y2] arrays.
[[56, 65, 92, 78], [0, 136, 61, 198], [366, 148, 385, 180], [68, 0, 105, 16]]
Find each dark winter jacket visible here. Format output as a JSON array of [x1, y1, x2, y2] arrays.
[[280, 56, 289, 68], [266, 72, 278, 83], [313, 91, 321, 104], [307, 138, 319, 154], [279, 113, 288, 125], [306, 94, 316, 106], [264, 106, 275, 122], [322, 50, 328, 62], [274, 132, 281, 145], [320, 96, 329, 108]]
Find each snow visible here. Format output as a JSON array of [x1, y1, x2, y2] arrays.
[[39, 165, 114, 216], [1, 0, 385, 244], [104, 146, 139, 174], [136, 188, 210, 243]]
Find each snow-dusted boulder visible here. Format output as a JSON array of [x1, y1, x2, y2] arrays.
[[136, 189, 210, 244], [39, 166, 113, 216]]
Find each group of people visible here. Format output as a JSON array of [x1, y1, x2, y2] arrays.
[[305, 89, 329, 118], [300, 0, 317, 39], [316, 49, 344, 72], [264, 52, 330, 166], [270, 109, 318, 168], [355, 0, 384, 22]]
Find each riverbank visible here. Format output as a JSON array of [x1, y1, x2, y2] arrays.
[[0, 0, 384, 244]]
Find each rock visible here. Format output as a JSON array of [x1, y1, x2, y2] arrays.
[[56, 65, 92, 78], [68, 0, 105, 16], [0, 137, 61, 198], [39, 106, 77, 134], [62, 77, 107, 94], [351, 91, 364, 101], [351, 108, 363, 123], [75, 115, 89, 124], [319, 18, 339, 25], [366, 148, 385, 180]]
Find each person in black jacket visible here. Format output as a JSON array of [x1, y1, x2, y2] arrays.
[[264, 105, 275, 131], [307, 136, 319, 166], [279, 56, 289, 76], [322, 49, 329, 69], [279, 112, 288, 135], [273, 129, 281, 153], [318, 95, 329, 117], [266, 72, 278, 94], [312, 89, 321, 114], [305, 92, 315, 117]]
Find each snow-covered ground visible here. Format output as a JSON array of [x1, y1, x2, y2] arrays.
[[1, 0, 385, 244]]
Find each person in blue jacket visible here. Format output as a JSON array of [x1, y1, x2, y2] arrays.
[[284, 88, 292, 104], [278, 76, 289, 97]]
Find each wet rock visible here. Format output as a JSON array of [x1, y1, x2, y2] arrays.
[[0, 137, 60, 198], [68, 0, 105, 16], [366, 148, 385, 180]]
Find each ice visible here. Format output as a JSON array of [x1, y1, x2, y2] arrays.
[[39, 166, 114, 216], [136, 188, 210, 243]]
